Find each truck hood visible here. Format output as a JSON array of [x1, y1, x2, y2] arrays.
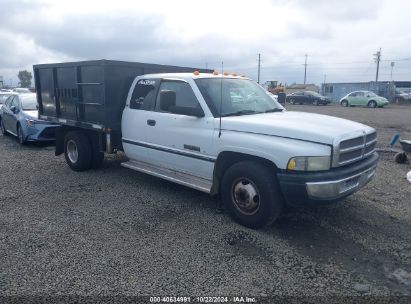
[[221, 111, 373, 145]]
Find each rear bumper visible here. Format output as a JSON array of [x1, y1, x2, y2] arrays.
[[277, 152, 379, 206]]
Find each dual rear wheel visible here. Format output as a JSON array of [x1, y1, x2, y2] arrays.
[[64, 131, 104, 171]]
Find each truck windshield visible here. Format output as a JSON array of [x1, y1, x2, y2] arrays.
[[195, 78, 283, 117]]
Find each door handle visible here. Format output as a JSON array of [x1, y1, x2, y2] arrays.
[[147, 119, 156, 126]]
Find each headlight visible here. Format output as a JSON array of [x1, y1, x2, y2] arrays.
[[25, 119, 35, 126], [287, 156, 331, 171]]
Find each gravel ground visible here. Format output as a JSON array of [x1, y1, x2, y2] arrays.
[[0, 104, 410, 301]]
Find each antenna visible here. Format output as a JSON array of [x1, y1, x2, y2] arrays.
[[218, 61, 223, 138]]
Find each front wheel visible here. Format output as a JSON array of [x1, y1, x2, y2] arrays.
[[289, 99, 295, 105], [221, 161, 284, 229], [368, 100, 377, 108], [17, 124, 26, 145]]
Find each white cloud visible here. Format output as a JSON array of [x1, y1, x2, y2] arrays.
[[0, 0, 410, 86]]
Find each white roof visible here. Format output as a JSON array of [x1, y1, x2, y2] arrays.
[[139, 72, 249, 80]]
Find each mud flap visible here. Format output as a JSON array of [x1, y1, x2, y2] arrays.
[[55, 126, 65, 156]]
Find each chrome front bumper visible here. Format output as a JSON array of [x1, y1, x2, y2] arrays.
[[306, 166, 376, 199]]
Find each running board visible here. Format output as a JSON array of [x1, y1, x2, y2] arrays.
[[121, 160, 212, 193]]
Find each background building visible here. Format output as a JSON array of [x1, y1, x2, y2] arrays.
[[285, 83, 319, 95]]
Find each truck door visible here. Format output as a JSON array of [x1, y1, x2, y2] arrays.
[[121, 78, 160, 164], [144, 79, 215, 180]]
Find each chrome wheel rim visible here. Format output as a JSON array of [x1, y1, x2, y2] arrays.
[[231, 178, 260, 215], [67, 140, 79, 163]]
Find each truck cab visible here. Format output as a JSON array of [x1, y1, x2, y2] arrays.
[[120, 72, 378, 228]]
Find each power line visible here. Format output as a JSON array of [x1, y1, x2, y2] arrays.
[[257, 53, 261, 84]]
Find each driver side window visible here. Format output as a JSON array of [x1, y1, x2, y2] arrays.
[[155, 81, 201, 112]]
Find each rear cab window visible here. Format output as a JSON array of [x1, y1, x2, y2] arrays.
[[130, 79, 159, 110]]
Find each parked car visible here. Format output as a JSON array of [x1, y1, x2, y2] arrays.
[[12, 88, 31, 93], [394, 89, 411, 104], [0, 93, 58, 144], [286, 91, 330, 105], [266, 91, 279, 103], [0, 92, 14, 107], [340, 91, 389, 108]]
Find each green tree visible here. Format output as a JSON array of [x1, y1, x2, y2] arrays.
[[17, 70, 32, 88]]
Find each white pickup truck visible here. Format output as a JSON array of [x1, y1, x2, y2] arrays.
[[35, 60, 379, 228]]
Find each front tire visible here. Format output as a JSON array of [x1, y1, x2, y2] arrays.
[[64, 131, 92, 171], [289, 99, 295, 105], [221, 161, 284, 229], [368, 100, 377, 108], [17, 124, 26, 145], [341, 100, 349, 107]]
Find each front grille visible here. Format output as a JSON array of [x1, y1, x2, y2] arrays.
[[39, 127, 56, 139], [337, 131, 377, 166]]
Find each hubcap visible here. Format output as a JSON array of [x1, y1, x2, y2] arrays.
[[231, 178, 260, 215], [67, 140, 79, 163]]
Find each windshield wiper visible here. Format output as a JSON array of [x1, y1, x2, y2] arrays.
[[221, 110, 258, 117], [264, 108, 283, 113]]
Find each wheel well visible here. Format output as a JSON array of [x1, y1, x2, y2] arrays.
[[55, 126, 103, 156], [341, 99, 348, 104], [210, 151, 278, 195], [368, 100, 376, 104]]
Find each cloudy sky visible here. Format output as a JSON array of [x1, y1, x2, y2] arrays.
[[1, 0, 410, 86]]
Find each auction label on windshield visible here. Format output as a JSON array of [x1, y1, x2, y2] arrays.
[[150, 296, 257, 303]]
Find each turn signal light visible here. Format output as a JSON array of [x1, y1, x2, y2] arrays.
[[193, 71, 200, 75], [223, 72, 229, 76], [213, 70, 219, 75], [232, 73, 237, 76]]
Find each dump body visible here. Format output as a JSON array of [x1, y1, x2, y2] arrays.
[[34, 60, 211, 149]]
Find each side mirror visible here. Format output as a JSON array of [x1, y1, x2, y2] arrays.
[[169, 106, 205, 117], [159, 90, 176, 111], [10, 105, 17, 113]]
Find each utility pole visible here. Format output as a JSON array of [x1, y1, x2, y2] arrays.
[[374, 48, 381, 82], [304, 54, 308, 84], [390, 61, 395, 81], [257, 53, 261, 84], [205, 62, 208, 70]]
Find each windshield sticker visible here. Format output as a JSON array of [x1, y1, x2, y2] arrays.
[[138, 79, 156, 86]]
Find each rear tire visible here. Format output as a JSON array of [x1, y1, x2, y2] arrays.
[[289, 99, 295, 105], [221, 161, 284, 229], [368, 100, 377, 108], [64, 131, 92, 171]]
